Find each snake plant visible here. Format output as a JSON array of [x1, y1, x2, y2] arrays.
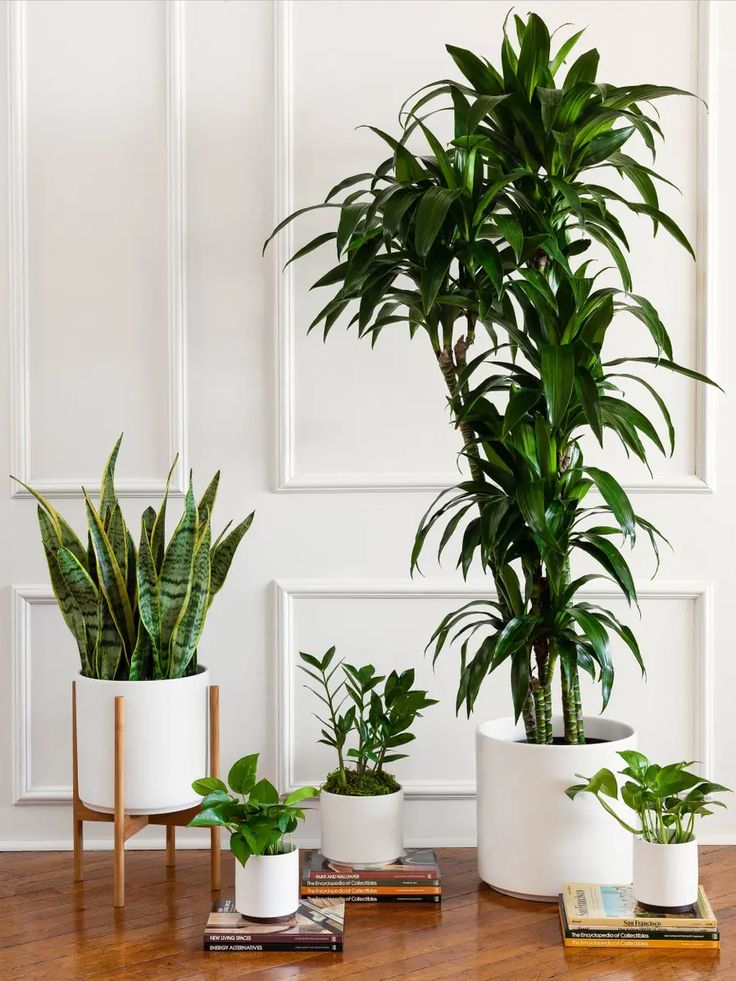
[[266, 13, 718, 743], [13, 436, 254, 680]]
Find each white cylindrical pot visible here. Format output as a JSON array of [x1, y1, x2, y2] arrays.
[[634, 837, 698, 911], [320, 789, 403, 866], [235, 849, 300, 920], [477, 716, 636, 900], [75, 668, 209, 813]]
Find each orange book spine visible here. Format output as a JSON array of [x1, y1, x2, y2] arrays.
[[563, 937, 720, 950]]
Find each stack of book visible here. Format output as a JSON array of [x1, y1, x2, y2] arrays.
[[203, 897, 345, 952], [559, 882, 719, 950], [301, 848, 442, 904]]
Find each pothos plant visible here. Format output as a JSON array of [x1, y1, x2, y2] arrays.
[[300, 648, 437, 796], [189, 753, 317, 863], [266, 14, 717, 744], [566, 752, 730, 845], [13, 435, 253, 680]]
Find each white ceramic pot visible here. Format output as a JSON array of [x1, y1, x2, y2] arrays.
[[476, 715, 636, 900], [75, 667, 209, 813], [235, 848, 300, 920], [320, 788, 403, 866], [633, 837, 698, 910]]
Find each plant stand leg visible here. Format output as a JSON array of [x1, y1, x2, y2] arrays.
[[166, 825, 176, 868], [71, 681, 84, 882], [113, 695, 125, 908], [209, 685, 221, 892]]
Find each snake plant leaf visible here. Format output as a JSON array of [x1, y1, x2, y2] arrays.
[[169, 520, 211, 678], [84, 492, 136, 654], [159, 480, 198, 656], [209, 512, 254, 603], [107, 504, 128, 584], [41, 537, 89, 675], [99, 433, 123, 525], [13, 477, 88, 568], [151, 454, 179, 573], [94, 595, 125, 680], [137, 521, 161, 656], [198, 472, 220, 526], [129, 620, 154, 681], [56, 546, 99, 639]]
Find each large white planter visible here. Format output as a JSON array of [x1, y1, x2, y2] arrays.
[[476, 716, 636, 900], [634, 837, 699, 911], [75, 668, 209, 814], [235, 848, 300, 920], [320, 788, 403, 866]]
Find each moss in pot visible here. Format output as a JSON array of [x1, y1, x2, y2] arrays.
[[567, 751, 730, 912], [300, 648, 436, 865]]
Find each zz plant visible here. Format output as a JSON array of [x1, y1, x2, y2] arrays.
[[189, 754, 317, 864], [14, 435, 253, 680], [300, 647, 437, 795], [267, 14, 717, 744], [566, 752, 731, 845]]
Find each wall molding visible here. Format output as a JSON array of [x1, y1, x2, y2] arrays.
[[275, 0, 715, 495], [275, 578, 714, 801], [7, 0, 188, 500], [12, 586, 71, 804]]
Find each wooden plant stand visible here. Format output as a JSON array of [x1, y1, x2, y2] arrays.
[[71, 681, 222, 907]]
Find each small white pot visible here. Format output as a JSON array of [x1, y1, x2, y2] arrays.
[[477, 715, 636, 900], [633, 837, 699, 911], [320, 788, 403, 866], [75, 667, 209, 813], [234, 848, 300, 920]]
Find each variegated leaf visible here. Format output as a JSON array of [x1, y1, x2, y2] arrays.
[[95, 596, 124, 680], [130, 620, 155, 680], [85, 493, 136, 654], [100, 433, 123, 525], [16, 478, 88, 567], [198, 472, 220, 526], [170, 520, 211, 677], [151, 454, 179, 573], [159, 480, 197, 656], [209, 512, 254, 603], [42, 541, 90, 676], [137, 520, 161, 654]]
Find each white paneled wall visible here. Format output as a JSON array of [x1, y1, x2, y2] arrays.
[[1, 0, 734, 850]]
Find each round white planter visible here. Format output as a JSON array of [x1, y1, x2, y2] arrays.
[[75, 667, 210, 814], [476, 715, 636, 900], [633, 837, 698, 911], [234, 848, 300, 920], [320, 788, 403, 866]]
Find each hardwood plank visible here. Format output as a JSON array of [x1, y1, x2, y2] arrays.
[[0, 847, 732, 979]]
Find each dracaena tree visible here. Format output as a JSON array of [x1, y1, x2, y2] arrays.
[[265, 13, 716, 745]]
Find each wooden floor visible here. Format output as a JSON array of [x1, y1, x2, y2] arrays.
[[1, 847, 734, 979]]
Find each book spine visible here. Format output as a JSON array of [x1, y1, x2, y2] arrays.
[[302, 885, 441, 896], [205, 933, 336, 943], [565, 928, 720, 942], [305, 877, 441, 887], [308, 872, 437, 880], [342, 894, 441, 903], [566, 915, 718, 930], [562, 937, 720, 950], [204, 942, 343, 952]]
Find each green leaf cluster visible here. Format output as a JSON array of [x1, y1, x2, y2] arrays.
[[566, 751, 731, 844], [267, 14, 718, 744], [299, 648, 437, 795], [13, 435, 254, 680], [188, 753, 318, 865]]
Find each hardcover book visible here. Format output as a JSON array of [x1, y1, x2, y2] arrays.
[[204, 897, 345, 952], [562, 882, 717, 930], [559, 900, 720, 950], [301, 849, 442, 903]]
